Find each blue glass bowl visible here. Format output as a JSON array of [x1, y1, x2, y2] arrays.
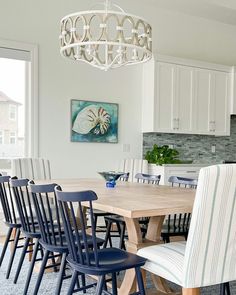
[[98, 171, 125, 188]]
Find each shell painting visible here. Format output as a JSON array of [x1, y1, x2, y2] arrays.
[[71, 100, 118, 143], [72, 105, 111, 135]]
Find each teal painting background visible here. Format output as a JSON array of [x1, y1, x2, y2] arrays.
[[71, 100, 118, 143]]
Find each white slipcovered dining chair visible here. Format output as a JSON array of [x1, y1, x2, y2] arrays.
[[118, 159, 148, 182], [138, 164, 236, 295], [11, 158, 51, 180]]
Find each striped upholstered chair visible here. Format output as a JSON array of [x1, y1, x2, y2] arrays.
[[11, 158, 51, 180], [138, 164, 236, 295]]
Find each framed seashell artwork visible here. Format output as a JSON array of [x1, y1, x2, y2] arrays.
[[71, 99, 118, 143]]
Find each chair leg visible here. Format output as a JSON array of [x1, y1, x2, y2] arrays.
[[81, 273, 86, 294], [119, 223, 126, 250], [225, 282, 231, 295], [112, 273, 118, 295], [165, 236, 170, 243], [23, 239, 40, 295], [33, 249, 50, 295], [220, 282, 231, 295], [55, 252, 67, 295], [0, 227, 13, 266], [6, 227, 21, 279], [67, 270, 78, 295], [103, 220, 112, 248], [14, 237, 30, 283], [135, 267, 146, 295], [220, 283, 225, 295], [95, 275, 105, 295], [94, 215, 98, 232]]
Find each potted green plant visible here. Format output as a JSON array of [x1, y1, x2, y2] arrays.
[[145, 144, 181, 165]]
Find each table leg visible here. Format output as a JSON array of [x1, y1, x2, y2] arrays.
[[182, 288, 200, 295], [119, 216, 178, 295], [118, 218, 142, 295], [28, 238, 33, 261], [146, 216, 165, 241], [10, 228, 17, 252]]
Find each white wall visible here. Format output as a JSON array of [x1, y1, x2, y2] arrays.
[[0, 0, 236, 178]]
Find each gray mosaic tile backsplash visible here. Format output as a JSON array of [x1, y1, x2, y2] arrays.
[[143, 116, 236, 164]]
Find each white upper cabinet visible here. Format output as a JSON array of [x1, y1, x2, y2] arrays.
[[155, 62, 176, 132], [142, 56, 231, 136], [175, 65, 195, 133], [212, 71, 230, 135]]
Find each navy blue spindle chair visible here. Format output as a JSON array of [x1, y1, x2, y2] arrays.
[[161, 176, 197, 243], [0, 175, 25, 279], [55, 186, 146, 295], [135, 173, 161, 185], [29, 181, 104, 295], [29, 181, 68, 295], [10, 178, 44, 294]]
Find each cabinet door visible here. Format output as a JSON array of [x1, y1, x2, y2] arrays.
[[193, 69, 212, 134], [142, 60, 155, 132], [211, 71, 230, 136], [155, 62, 176, 132], [175, 66, 194, 133]]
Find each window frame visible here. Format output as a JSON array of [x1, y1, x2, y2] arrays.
[[0, 39, 38, 157], [9, 104, 17, 121], [9, 131, 17, 144]]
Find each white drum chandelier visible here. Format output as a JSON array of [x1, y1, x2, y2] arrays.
[[59, 0, 152, 71]]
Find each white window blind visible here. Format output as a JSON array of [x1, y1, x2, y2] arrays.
[[0, 47, 31, 61]]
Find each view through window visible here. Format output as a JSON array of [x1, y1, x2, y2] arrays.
[[0, 57, 26, 174]]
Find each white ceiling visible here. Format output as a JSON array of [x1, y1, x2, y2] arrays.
[[147, 0, 236, 26]]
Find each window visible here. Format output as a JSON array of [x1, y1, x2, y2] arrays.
[[0, 40, 38, 174], [9, 132, 16, 144], [0, 40, 38, 157], [9, 105, 17, 120]]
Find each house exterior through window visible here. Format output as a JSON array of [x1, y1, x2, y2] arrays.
[[0, 40, 38, 175]]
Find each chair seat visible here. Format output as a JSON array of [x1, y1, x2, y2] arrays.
[[40, 233, 105, 253], [67, 247, 146, 275], [4, 217, 21, 228], [138, 241, 186, 287]]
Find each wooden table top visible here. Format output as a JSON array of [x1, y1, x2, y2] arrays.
[[38, 178, 196, 218]]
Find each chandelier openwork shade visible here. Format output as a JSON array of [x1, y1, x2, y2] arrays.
[[59, 1, 152, 71]]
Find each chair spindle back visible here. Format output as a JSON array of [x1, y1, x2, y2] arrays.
[[29, 181, 64, 247], [167, 176, 197, 233], [0, 175, 18, 225], [135, 173, 161, 185], [55, 187, 99, 267], [10, 178, 38, 235]]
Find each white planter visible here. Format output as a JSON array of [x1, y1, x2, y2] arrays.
[[148, 164, 165, 185]]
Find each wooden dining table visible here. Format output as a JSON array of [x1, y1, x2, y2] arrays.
[[38, 178, 196, 295]]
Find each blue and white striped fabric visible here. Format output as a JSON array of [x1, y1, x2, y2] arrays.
[[138, 164, 236, 288]]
